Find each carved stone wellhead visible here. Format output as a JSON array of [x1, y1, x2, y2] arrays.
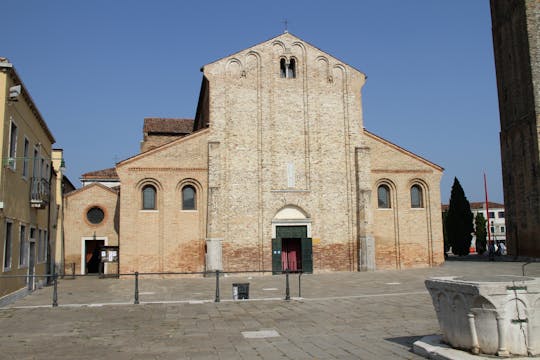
[[425, 275, 540, 356]]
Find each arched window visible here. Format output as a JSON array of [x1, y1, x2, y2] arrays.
[[377, 185, 391, 209], [411, 185, 423, 208], [288, 58, 296, 78], [280, 58, 287, 78], [279, 58, 296, 79], [142, 185, 156, 210], [182, 185, 196, 210]]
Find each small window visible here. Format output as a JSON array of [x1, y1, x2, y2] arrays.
[[43, 230, 48, 264], [279, 58, 296, 79], [4, 221, 13, 271], [498, 211, 505, 218], [32, 148, 40, 179], [501, 226, 505, 233], [182, 185, 196, 210], [19, 225, 28, 267], [288, 58, 296, 78], [488, 212, 495, 219], [87, 207, 105, 224], [490, 226, 495, 234], [377, 185, 391, 209], [142, 185, 157, 210], [411, 185, 423, 208], [280, 58, 287, 78], [37, 229, 43, 263], [8, 121, 18, 170], [23, 138, 29, 178]]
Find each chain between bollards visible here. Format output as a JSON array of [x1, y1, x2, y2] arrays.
[[215, 270, 220, 302], [134, 272, 139, 304], [285, 269, 290, 301], [52, 273, 58, 307]]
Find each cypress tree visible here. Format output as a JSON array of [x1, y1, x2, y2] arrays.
[[445, 177, 474, 256], [474, 212, 487, 255], [442, 210, 450, 256]]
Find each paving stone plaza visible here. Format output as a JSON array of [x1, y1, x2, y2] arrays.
[[1, 258, 539, 359]]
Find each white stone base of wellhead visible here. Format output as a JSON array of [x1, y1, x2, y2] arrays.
[[413, 335, 539, 360]]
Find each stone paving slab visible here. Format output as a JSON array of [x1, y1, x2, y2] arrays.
[[0, 259, 538, 359]]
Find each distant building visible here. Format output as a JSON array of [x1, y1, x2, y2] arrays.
[[442, 202, 506, 253], [0, 58, 70, 303], [470, 202, 506, 249], [490, 0, 540, 257], [80, 167, 119, 188]]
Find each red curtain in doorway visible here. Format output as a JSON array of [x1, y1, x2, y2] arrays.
[[281, 239, 301, 271]]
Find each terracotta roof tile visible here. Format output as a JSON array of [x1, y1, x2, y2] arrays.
[[81, 167, 119, 180], [143, 118, 194, 135]]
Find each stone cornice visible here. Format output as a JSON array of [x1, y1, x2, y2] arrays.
[[128, 167, 207, 172], [371, 169, 432, 174]]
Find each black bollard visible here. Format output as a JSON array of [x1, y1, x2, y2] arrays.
[[134, 272, 139, 304], [215, 270, 220, 303], [52, 273, 58, 307], [285, 269, 290, 301], [298, 272, 302, 298]]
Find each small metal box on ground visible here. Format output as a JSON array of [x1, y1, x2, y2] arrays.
[[232, 283, 249, 300]]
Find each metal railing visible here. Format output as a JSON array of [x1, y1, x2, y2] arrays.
[[30, 177, 50, 206], [0, 269, 304, 308]]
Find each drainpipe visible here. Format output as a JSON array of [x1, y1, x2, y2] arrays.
[[46, 165, 53, 284]]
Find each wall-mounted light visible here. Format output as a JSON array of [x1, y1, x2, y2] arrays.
[[8, 85, 21, 101]]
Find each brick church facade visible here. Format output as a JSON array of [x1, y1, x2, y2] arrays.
[[62, 33, 444, 275]]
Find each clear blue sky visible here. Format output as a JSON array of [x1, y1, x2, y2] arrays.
[[2, 0, 502, 204]]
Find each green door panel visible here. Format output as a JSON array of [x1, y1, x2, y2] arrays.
[[301, 237, 313, 273], [272, 238, 282, 274]]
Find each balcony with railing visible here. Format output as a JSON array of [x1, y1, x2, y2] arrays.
[[30, 177, 49, 208]]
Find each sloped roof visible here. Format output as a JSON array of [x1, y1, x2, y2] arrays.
[[64, 182, 119, 198], [364, 129, 444, 172], [143, 118, 194, 135], [0, 58, 55, 143], [81, 167, 119, 180], [118, 127, 209, 167]]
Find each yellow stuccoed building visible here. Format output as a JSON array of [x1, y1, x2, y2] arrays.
[[64, 33, 445, 276], [0, 58, 67, 302]]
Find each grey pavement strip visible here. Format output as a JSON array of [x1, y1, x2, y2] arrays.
[[241, 330, 281, 339]]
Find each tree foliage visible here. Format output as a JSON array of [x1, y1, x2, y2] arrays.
[[474, 212, 487, 255], [442, 210, 450, 254], [445, 177, 474, 256]]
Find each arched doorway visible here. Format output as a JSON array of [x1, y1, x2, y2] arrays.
[[271, 206, 313, 274]]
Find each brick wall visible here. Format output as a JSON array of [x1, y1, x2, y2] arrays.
[[117, 130, 209, 274], [491, 0, 540, 257], [63, 184, 119, 274]]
